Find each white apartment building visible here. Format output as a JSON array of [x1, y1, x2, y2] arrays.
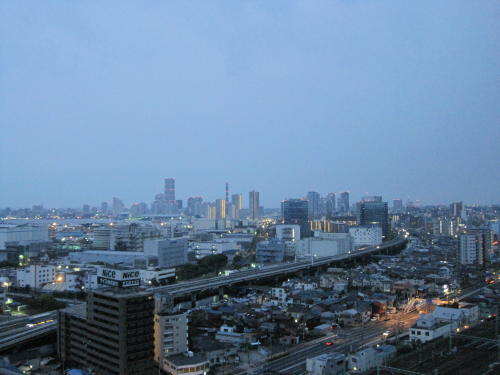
[[154, 312, 189, 359], [16, 265, 56, 288], [349, 226, 382, 248], [154, 295, 189, 362], [459, 234, 484, 265]]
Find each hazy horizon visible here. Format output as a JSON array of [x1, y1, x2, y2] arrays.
[[1, 1, 499, 208]]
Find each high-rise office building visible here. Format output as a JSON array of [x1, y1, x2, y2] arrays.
[[358, 201, 389, 238], [450, 202, 463, 217], [187, 197, 203, 217], [164, 178, 176, 207], [282, 199, 310, 237], [393, 199, 403, 212], [361, 195, 382, 203], [338, 192, 350, 213], [215, 199, 227, 220], [326, 193, 336, 216], [58, 288, 155, 375], [100, 202, 109, 214], [112, 197, 125, 217], [129, 202, 148, 217], [307, 191, 320, 220], [225, 182, 229, 218], [231, 193, 243, 219], [249, 191, 260, 220]]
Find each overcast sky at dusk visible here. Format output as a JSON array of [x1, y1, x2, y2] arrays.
[[1, 1, 499, 208]]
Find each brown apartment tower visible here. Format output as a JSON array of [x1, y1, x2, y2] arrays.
[[58, 288, 155, 375]]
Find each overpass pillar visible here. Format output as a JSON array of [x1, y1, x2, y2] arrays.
[[218, 286, 225, 301], [190, 293, 197, 308]]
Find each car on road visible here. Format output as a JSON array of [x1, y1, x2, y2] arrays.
[[324, 341, 334, 346]]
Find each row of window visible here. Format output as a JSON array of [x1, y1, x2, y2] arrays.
[[411, 330, 430, 336]]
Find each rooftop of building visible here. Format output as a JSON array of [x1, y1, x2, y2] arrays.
[[310, 352, 345, 361], [165, 353, 208, 367], [61, 302, 87, 319], [92, 287, 153, 298]]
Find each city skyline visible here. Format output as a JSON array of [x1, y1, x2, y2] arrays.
[[0, 175, 497, 210]]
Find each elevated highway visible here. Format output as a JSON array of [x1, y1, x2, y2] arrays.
[[150, 237, 407, 298], [0, 321, 56, 352]]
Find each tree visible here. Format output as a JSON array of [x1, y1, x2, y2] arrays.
[[27, 295, 65, 313], [232, 254, 244, 269], [114, 241, 128, 251], [0, 261, 17, 268], [198, 254, 228, 273]]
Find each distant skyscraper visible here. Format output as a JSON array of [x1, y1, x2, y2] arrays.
[[450, 202, 463, 217], [307, 191, 320, 220], [207, 203, 216, 219], [130, 202, 148, 217], [164, 178, 175, 203], [82, 204, 90, 215], [359, 201, 389, 238], [225, 182, 229, 218], [231, 193, 243, 219], [338, 192, 350, 213], [326, 193, 336, 216], [187, 197, 203, 217], [393, 199, 403, 212], [215, 199, 227, 220], [112, 197, 125, 216], [100, 202, 108, 214], [164, 178, 176, 213], [249, 191, 260, 220], [282, 198, 310, 237], [361, 196, 382, 203]]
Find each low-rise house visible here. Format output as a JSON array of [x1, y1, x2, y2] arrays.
[[313, 323, 333, 335], [410, 314, 451, 343], [215, 324, 245, 344], [409, 303, 479, 343], [306, 352, 346, 375], [194, 339, 239, 366], [279, 335, 300, 346], [347, 345, 396, 373], [163, 353, 210, 375], [338, 309, 359, 327], [287, 304, 309, 321]]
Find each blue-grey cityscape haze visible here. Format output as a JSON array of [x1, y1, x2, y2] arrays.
[[1, 0, 499, 208]]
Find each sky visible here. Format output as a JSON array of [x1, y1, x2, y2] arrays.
[[1, 0, 499, 209]]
